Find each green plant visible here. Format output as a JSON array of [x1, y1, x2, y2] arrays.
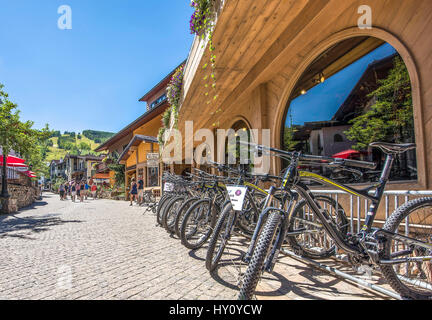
[[166, 64, 185, 129], [162, 108, 172, 128], [345, 57, 414, 150], [0, 83, 52, 179], [158, 127, 166, 145], [190, 0, 218, 109]]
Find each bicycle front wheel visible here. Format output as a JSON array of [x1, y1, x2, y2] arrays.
[[180, 199, 217, 250], [156, 194, 172, 226], [238, 211, 282, 300], [163, 196, 186, 234], [380, 197, 432, 300], [206, 203, 237, 272]]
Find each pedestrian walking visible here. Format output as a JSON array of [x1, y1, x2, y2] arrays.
[[84, 180, 90, 200], [59, 184, 65, 201], [130, 178, 138, 206], [91, 183, 97, 200], [79, 181, 85, 202], [137, 176, 144, 205], [71, 182, 77, 202], [64, 183, 69, 200]]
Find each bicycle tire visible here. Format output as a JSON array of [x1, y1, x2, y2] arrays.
[[162, 196, 186, 233], [380, 197, 432, 300], [238, 211, 282, 300], [180, 198, 218, 250], [206, 203, 237, 272], [174, 197, 200, 238], [287, 195, 348, 259], [156, 194, 174, 226]]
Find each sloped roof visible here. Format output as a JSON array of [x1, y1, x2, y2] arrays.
[[117, 135, 158, 163]]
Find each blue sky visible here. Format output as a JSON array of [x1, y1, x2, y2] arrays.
[[286, 43, 397, 127], [0, 1, 194, 133]]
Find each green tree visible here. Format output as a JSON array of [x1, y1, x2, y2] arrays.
[[283, 113, 300, 151], [79, 142, 91, 150], [0, 84, 52, 179], [107, 152, 125, 187], [345, 57, 414, 150], [284, 126, 299, 151]]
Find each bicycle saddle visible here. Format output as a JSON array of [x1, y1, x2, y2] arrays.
[[370, 142, 416, 154]]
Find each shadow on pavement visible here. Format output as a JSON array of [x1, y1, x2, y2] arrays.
[[0, 213, 83, 240]]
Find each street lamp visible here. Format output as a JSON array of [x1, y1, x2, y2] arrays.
[[0, 116, 11, 200]]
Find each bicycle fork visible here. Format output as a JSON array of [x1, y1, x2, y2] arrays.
[[243, 187, 297, 274], [263, 196, 298, 273]]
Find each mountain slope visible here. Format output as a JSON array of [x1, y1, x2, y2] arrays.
[[46, 130, 115, 162]]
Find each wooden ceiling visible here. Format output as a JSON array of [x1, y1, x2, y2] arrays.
[[290, 36, 385, 100]]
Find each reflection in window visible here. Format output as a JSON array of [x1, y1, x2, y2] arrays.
[[147, 167, 159, 187], [149, 94, 167, 109], [283, 42, 416, 183]]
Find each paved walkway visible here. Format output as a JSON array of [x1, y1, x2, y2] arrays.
[[0, 193, 393, 300]]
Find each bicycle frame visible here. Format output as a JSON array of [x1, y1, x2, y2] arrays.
[[275, 153, 395, 255]]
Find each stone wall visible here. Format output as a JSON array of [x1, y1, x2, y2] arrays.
[[0, 183, 38, 214]]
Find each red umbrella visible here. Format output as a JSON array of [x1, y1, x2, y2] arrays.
[[332, 150, 360, 159], [23, 170, 36, 177], [7, 163, 29, 172], [7, 162, 28, 168], [0, 155, 26, 165]]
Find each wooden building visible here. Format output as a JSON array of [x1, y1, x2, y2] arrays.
[[96, 63, 185, 197], [172, 0, 432, 191]]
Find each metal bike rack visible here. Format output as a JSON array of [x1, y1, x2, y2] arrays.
[[282, 189, 432, 300], [281, 248, 402, 300]]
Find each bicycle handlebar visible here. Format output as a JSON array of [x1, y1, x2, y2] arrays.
[[239, 141, 377, 170]]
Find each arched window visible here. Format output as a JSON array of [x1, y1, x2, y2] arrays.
[[334, 134, 343, 143], [282, 38, 417, 182]]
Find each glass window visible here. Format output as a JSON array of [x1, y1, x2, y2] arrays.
[[283, 41, 416, 183], [147, 167, 159, 187]]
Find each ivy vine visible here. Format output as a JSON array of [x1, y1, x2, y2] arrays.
[[190, 0, 220, 122], [159, 65, 184, 145]]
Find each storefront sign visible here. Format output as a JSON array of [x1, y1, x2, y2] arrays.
[[147, 153, 160, 168], [226, 186, 248, 211]]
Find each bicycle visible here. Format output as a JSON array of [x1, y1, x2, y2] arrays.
[[238, 142, 432, 300]]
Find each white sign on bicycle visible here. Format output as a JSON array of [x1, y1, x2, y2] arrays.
[[164, 183, 174, 192], [226, 186, 248, 211]]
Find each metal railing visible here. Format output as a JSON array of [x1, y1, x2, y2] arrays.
[[282, 188, 432, 300], [311, 189, 432, 234]]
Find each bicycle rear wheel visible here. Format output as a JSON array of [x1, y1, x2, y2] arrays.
[[380, 197, 432, 300], [287, 195, 348, 259]]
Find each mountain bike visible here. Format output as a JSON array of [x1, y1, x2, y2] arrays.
[[205, 172, 280, 272], [238, 142, 432, 300]]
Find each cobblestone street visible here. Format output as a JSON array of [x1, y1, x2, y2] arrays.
[[0, 193, 393, 300]]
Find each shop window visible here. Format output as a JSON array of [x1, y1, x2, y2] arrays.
[[147, 167, 159, 187], [282, 39, 416, 183]]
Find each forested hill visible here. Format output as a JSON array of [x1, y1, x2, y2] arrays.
[[46, 130, 115, 161], [81, 130, 116, 144]]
